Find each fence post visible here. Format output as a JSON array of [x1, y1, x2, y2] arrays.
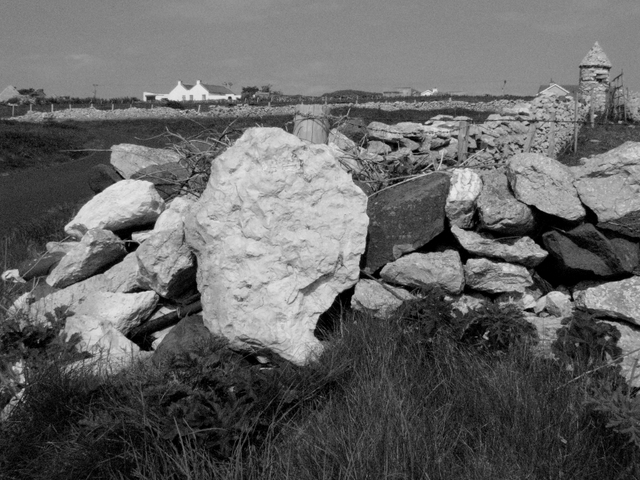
[[590, 101, 595, 128], [524, 122, 537, 153], [29, 104, 33, 112], [69, 104, 72, 110], [51, 104, 54, 113], [573, 98, 579, 153], [293, 104, 329, 144], [457, 121, 469, 165], [197, 104, 201, 113], [111, 103, 114, 110], [547, 112, 556, 158], [11, 105, 15, 117]]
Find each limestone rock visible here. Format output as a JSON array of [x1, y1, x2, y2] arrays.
[[184, 127, 369, 365], [136, 227, 196, 299], [73, 291, 158, 335], [46, 229, 126, 289], [600, 320, 640, 388], [445, 169, 483, 229], [64, 180, 165, 239], [380, 250, 465, 294], [451, 226, 548, 267], [477, 170, 536, 235], [88, 164, 123, 194], [464, 258, 533, 293], [367, 121, 424, 142], [46, 241, 78, 255], [573, 277, 640, 325], [18, 251, 65, 281], [328, 129, 357, 152], [153, 196, 196, 232], [449, 293, 489, 315], [152, 314, 213, 366], [572, 142, 640, 237], [542, 223, 639, 281], [110, 143, 182, 179], [363, 172, 449, 273], [367, 141, 392, 156], [350, 279, 413, 319], [534, 291, 573, 317], [506, 153, 585, 222]]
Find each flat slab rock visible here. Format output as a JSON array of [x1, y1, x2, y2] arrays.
[[380, 250, 465, 294], [573, 277, 640, 325], [464, 257, 533, 294], [363, 172, 450, 273], [110, 143, 183, 179], [185, 127, 369, 365], [351, 279, 414, 319]]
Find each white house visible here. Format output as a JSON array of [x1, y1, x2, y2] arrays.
[[421, 88, 438, 96], [537, 83, 579, 98], [143, 80, 240, 102]]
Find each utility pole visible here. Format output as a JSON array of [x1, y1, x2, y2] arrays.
[[502, 80, 506, 96], [92, 84, 100, 100]]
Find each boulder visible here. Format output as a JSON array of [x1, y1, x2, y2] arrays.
[[506, 153, 585, 222], [534, 291, 573, 317], [367, 121, 424, 142], [350, 279, 414, 319], [45, 241, 78, 255], [328, 129, 357, 152], [152, 314, 213, 366], [153, 196, 196, 232], [380, 250, 465, 294], [572, 142, 640, 237], [136, 227, 197, 300], [72, 291, 158, 335], [451, 226, 548, 267], [366, 141, 392, 156], [542, 224, 639, 281], [477, 170, 536, 235], [110, 143, 182, 179], [64, 180, 165, 239], [464, 258, 533, 294], [184, 127, 369, 365], [363, 172, 450, 273], [18, 251, 66, 281], [600, 320, 640, 388], [131, 163, 191, 200], [445, 169, 483, 229], [573, 277, 640, 325], [46, 229, 127, 289], [88, 163, 123, 194]]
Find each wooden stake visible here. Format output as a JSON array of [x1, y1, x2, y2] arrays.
[[573, 99, 579, 153], [524, 122, 537, 153], [547, 112, 556, 158], [457, 121, 469, 164]]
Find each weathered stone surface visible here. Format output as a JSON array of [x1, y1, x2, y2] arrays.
[[451, 226, 547, 267], [153, 196, 196, 232], [136, 227, 196, 299], [367, 121, 424, 142], [184, 127, 368, 365], [152, 314, 213, 366], [18, 251, 65, 281], [366, 141, 392, 156], [572, 142, 640, 237], [328, 129, 357, 152], [351, 279, 413, 319], [88, 163, 123, 194], [364, 172, 449, 273], [46, 241, 78, 255], [600, 320, 640, 388], [534, 291, 573, 317], [449, 292, 489, 315], [110, 143, 182, 179], [506, 153, 585, 222], [64, 180, 165, 239], [131, 163, 191, 200], [17, 252, 142, 324], [445, 169, 483, 229], [574, 277, 640, 325], [380, 250, 465, 294], [73, 291, 158, 335], [525, 314, 564, 354], [46, 229, 126, 289], [542, 224, 639, 280], [477, 170, 536, 235], [464, 258, 533, 293]]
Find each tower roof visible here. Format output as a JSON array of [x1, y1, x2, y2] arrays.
[[580, 41, 612, 68]]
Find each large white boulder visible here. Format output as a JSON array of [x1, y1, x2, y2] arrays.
[[184, 127, 369, 365], [64, 180, 165, 239], [506, 153, 585, 222], [110, 143, 183, 179], [153, 195, 196, 232], [46, 229, 127, 289], [380, 250, 465, 294], [572, 142, 640, 237], [445, 168, 483, 229]]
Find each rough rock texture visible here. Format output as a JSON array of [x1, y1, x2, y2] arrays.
[[363, 172, 449, 273], [601, 320, 640, 388], [64, 180, 165, 239], [88, 164, 123, 194], [350, 279, 414, 319], [184, 127, 369, 365], [572, 142, 640, 237], [72, 291, 158, 335], [445, 168, 483, 229], [506, 153, 585, 222], [367, 121, 425, 142], [136, 227, 197, 299], [464, 258, 533, 293], [46, 229, 127, 289], [46, 241, 78, 254], [110, 143, 183, 179], [153, 196, 196, 232], [380, 250, 465, 294], [451, 226, 548, 267], [573, 277, 640, 325], [542, 223, 639, 280], [535, 291, 573, 317], [131, 163, 191, 200], [476, 170, 536, 235], [152, 314, 213, 366]]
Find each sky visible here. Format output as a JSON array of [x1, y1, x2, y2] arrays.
[[1, 0, 638, 98]]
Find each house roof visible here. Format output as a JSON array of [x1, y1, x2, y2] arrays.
[[200, 84, 235, 95], [0, 85, 22, 102], [537, 83, 579, 96], [580, 42, 612, 68]]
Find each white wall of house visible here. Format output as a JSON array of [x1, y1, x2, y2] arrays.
[[166, 81, 194, 101]]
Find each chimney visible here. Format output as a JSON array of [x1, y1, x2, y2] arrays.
[[196, 80, 201, 85]]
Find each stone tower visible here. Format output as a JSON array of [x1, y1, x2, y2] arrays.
[[579, 41, 612, 112]]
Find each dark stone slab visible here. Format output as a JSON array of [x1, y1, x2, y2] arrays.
[[18, 251, 66, 281], [152, 314, 212, 366], [362, 172, 450, 273], [88, 164, 123, 194], [131, 162, 191, 200]]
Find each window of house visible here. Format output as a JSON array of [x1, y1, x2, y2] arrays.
[[182, 95, 186, 101], [189, 95, 193, 101], [202, 95, 206, 101]]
